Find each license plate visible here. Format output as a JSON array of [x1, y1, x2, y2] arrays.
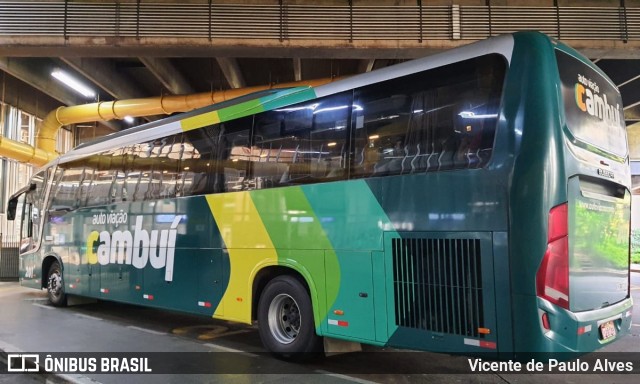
[[599, 321, 616, 341]]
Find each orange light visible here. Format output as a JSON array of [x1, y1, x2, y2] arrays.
[[236, 297, 243, 302], [333, 309, 344, 316], [542, 312, 551, 330], [477, 327, 491, 335], [577, 325, 592, 335]]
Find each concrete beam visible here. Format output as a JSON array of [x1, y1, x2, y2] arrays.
[[138, 57, 194, 95], [216, 58, 246, 89], [2, 37, 639, 60], [293, 58, 302, 82], [618, 74, 640, 89], [0, 57, 79, 106], [60, 57, 144, 100], [358, 59, 376, 73]]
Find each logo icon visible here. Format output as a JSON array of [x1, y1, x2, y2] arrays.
[[7, 354, 39, 372]]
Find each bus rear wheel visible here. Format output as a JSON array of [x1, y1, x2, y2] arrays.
[[47, 261, 67, 307], [257, 275, 322, 359]]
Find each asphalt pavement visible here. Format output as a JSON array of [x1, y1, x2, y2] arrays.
[[0, 272, 638, 384]]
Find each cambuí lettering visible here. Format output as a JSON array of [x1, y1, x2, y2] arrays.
[[86, 215, 182, 281], [574, 74, 622, 128]]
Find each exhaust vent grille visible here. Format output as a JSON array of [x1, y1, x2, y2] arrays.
[[392, 237, 483, 337]]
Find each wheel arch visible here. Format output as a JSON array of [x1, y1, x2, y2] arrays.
[[251, 263, 323, 333], [40, 253, 63, 289]]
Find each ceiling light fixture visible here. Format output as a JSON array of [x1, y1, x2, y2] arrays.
[[51, 69, 96, 98]]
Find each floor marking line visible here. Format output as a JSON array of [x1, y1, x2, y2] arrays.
[[74, 313, 103, 321], [202, 343, 258, 357], [32, 303, 54, 310], [126, 326, 167, 335], [314, 370, 379, 384]]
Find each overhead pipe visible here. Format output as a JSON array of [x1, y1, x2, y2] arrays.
[[0, 77, 337, 167], [0, 136, 57, 165], [34, 77, 338, 164]]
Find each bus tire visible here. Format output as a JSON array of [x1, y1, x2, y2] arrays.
[[257, 275, 322, 360], [47, 261, 67, 307]]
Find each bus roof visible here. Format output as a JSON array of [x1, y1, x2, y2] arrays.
[[72, 87, 298, 151], [57, 32, 520, 165]]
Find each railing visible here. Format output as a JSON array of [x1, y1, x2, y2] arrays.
[[0, 1, 637, 41], [0, 233, 20, 281]]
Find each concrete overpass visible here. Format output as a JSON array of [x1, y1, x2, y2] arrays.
[[0, 0, 638, 144]]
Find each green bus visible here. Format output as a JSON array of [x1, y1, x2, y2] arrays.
[[8, 32, 633, 358]]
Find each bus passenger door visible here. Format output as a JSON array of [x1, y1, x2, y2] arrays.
[[8, 170, 49, 289], [48, 208, 90, 297]]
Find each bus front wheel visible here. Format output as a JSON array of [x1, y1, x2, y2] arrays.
[[47, 261, 67, 307], [257, 275, 322, 359]]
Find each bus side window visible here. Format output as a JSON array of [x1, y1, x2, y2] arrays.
[[178, 137, 197, 197], [50, 167, 83, 211], [146, 138, 168, 201], [350, 89, 411, 178], [132, 143, 153, 201], [350, 55, 503, 179], [252, 92, 351, 188], [19, 194, 33, 253], [20, 170, 48, 253], [77, 166, 95, 208], [220, 116, 253, 192], [184, 125, 222, 195], [154, 134, 183, 198], [103, 146, 126, 203]]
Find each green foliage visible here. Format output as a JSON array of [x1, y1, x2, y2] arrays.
[[574, 201, 629, 269], [631, 230, 640, 264]]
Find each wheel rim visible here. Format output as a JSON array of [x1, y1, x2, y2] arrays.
[[48, 270, 62, 299], [267, 293, 301, 344]]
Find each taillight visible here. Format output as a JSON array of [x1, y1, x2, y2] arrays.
[[536, 203, 570, 309]]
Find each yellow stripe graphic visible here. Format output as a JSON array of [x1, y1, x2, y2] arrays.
[[180, 111, 220, 132], [205, 192, 278, 323]]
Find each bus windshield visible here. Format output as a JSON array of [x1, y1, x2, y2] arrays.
[[556, 50, 627, 159]]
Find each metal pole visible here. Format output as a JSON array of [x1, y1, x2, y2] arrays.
[[349, 0, 353, 43], [554, 0, 561, 39], [115, 1, 120, 39], [418, 0, 423, 43], [63, 0, 69, 40], [208, 0, 213, 42], [621, 0, 628, 43], [279, 0, 284, 42], [486, 0, 492, 37], [136, 0, 141, 41]]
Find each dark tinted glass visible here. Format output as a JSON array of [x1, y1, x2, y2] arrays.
[[252, 92, 351, 187], [350, 54, 506, 178]]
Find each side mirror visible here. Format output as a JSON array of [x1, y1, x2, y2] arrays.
[[7, 183, 36, 221], [7, 196, 18, 220]]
